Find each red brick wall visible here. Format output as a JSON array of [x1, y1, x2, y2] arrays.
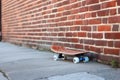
[[2, 0, 120, 58]]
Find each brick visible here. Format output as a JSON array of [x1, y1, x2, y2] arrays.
[[88, 18, 101, 24], [89, 46, 102, 53], [117, 0, 120, 6], [52, 9, 57, 13], [81, 26, 91, 31], [88, 33, 92, 38], [74, 44, 83, 49], [65, 32, 72, 37], [93, 26, 97, 31], [102, 18, 108, 24], [108, 16, 120, 23], [60, 17, 67, 21], [72, 2, 81, 8], [98, 25, 111, 31], [75, 15, 81, 19], [89, 4, 100, 11], [81, 1, 86, 6], [110, 9, 116, 15], [85, 13, 91, 18], [114, 41, 120, 48], [58, 7, 64, 12], [95, 40, 107, 46], [112, 25, 119, 31], [84, 39, 94, 45], [92, 33, 103, 39], [104, 48, 119, 55], [70, 26, 80, 31], [97, 10, 109, 16], [100, 0, 107, 2], [65, 5, 71, 10], [71, 9, 79, 14], [70, 0, 77, 3], [67, 38, 79, 43], [79, 7, 88, 12], [86, 0, 99, 5], [91, 12, 97, 17], [74, 20, 83, 25], [118, 8, 120, 14], [79, 39, 84, 43], [102, 1, 116, 8], [72, 32, 78, 37], [85, 45, 90, 51], [56, 13, 62, 17], [58, 33, 64, 36], [66, 22, 73, 26], [68, 15, 75, 20], [77, 32, 86, 37], [63, 11, 71, 15], [108, 41, 113, 47], [105, 33, 120, 39]]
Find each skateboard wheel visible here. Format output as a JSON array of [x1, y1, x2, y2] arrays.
[[73, 57, 80, 64], [83, 56, 89, 63], [53, 55, 59, 61]]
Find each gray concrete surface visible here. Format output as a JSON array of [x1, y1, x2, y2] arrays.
[[0, 73, 8, 80], [48, 72, 105, 80], [0, 42, 120, 80]]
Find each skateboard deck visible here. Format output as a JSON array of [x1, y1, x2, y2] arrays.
[[51, 45, 89, 63]]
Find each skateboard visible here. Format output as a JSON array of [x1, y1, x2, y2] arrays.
[[51, 45, 89, 63]]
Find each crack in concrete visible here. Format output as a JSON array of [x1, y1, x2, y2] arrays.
[[0, 69, 10, 80], [33, 77, 48, 80]]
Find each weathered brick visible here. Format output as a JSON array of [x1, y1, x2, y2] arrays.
[[74, 20, 83, 25], [102, 18, 108, 24], [112, 25, 119, 31], [67, 38, 79, 43], [58, 7, 64, 12], [98, 25, 111, 31], [65, 32, 72, 37], [58, 33, 64, 36], [89, 46, 102, 53], [84, 39, 94, 45], [86, 0, 99, 5], [114, 41, 120, 48], [110, 9, 116, 15], [88, 18, 101, 24], [118, 8, 120, 14], [77, 32, 86, 37], [81, 26, 91, 31], [108, 41, 113, 47], [102, 1, 116, 8], [79, 7, 88, 12], [95, 40, 107, 46], [70, 26, 80, 31], [89, 4, 100, 11], [117, 0, 120, 6], [97, 10, 109, 16], [68, 15, 75, 20], [91, 12, 97, 17], [70, 0, 77, 3], [74, 44, 83, 49], [92, 33, 103, 39], [108, 16, 120, 23], [104, 48, 119, 55], [105, 33, 120, 39]]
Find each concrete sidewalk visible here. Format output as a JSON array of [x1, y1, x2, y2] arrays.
[[0, 42, 119, 80]]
